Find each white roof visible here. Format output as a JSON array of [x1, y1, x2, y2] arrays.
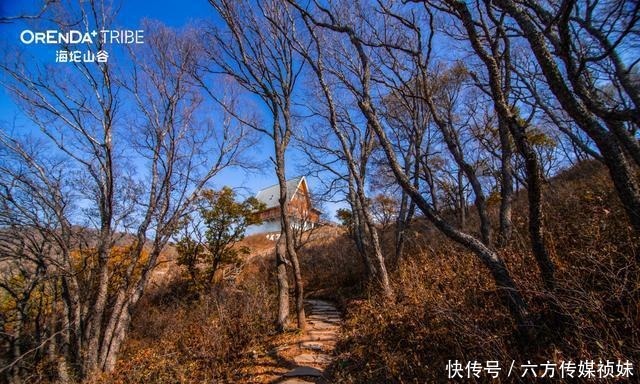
[[255, 176, 304, 209]]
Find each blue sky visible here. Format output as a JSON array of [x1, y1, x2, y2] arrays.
[[0, 0, 340, 219], [0, 0, 215, 28]]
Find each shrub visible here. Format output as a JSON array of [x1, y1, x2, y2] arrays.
[[326, 162, 639, 383]]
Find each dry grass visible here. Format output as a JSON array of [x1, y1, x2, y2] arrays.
[[240, 233, 279, 254], [297, 226, 367, 303], [88, 244, 278, 384], [323, 161, 639, 383], [91, 161, 638, 384]]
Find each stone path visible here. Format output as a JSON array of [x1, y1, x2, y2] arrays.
[[246, 299, 342, 383], [279, 299, 341, 383]]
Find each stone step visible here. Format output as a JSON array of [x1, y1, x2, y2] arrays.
[[310, 311, 341, 316], [311, 320, 340, 325], [309, 308, 338, 312], [307, 308, 335, 312], [311, 314, 338, 320], [307, 321, 340, 329], [307, 329, 337, 334], [263, 299, 342, 383], [309, 316, 340, 322], [308, 327, 339, 333], [294, 353, 332, 365], [306, 299, 333, 305], [300, 342, 323, 351], [308, 305, 338, 309], [301, 334, 337, 342], [300, 341, 336, 350], [280, 379, 315, 384], [283, 365, 323, 378], [307, 306, 338, 312], [308, 315, 341, 321]]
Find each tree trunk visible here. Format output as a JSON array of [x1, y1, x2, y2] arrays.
[[367, 219, 393, 298], [98, 290, 127, 370], [102, 293, 137, 372], [457, 168, 466, 229], [498, 120, 514, 245], [349, 183, 374, 278], [60, 273, 82, 378], [275, 234, 290, 331], [394, 191, 411, 265], [274, 136, 305, 331], [354, 173, 393, 298], [10, 311, 23, 384], [284, 224, 305, 331], [100, 247, 164, 371], [508, 120, 555, 290], [84, 243, 110, 374]]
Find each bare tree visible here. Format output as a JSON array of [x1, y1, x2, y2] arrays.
[[294, 101, 394, 295], [287, 0, 532, 330], [0, 5, 249, 379], [96, 22, 251, 372], [288, 14, 394, 296], [492, 0, 640, 233], [375, 68, 431, 264], [420, 63, 494, 245], [426, 0, 556, 289], [201, 0, 307, 331], [0, 143, 72, 381], [0, 0, 56, 24]]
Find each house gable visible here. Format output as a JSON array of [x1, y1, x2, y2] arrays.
[[255, 177, 303, 209], [247, 176, 320, 236]]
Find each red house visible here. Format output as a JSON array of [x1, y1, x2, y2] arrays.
[[247, 176, 321, 236]]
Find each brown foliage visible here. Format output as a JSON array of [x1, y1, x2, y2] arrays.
[[325, 161, 639, 383], [297, 226, 367, 302], [88, 254, 277, 384], [85, 162, 638, 383]]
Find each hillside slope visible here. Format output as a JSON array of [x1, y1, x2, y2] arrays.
[[93, 161, 638, 383], [323, 161, 639, 383]]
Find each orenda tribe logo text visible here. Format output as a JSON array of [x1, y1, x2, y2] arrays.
[[19, 29, 144, 63]]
